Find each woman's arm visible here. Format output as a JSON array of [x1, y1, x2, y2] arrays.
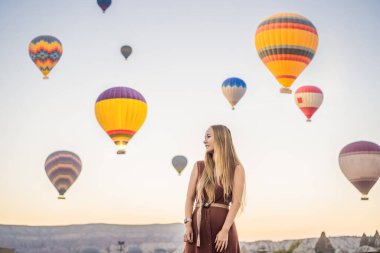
[[184, 162, 199, 242], [215, 164, 245, 251], [185, 162, 198, 218]]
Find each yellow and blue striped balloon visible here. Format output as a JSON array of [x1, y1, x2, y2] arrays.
[[95, 87, 148, 154]]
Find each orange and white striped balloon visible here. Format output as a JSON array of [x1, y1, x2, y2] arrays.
[[294, 85, 323, 121]]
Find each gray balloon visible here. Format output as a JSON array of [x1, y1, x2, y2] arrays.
[[121, 45, 132, 60], [172, 155, 188, 175]]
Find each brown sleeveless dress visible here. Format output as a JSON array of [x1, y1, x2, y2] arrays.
[[184, 161, 240, 253]]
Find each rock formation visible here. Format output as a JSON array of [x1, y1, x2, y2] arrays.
[[368, 230, 380, 249], [314, 232, 335, 253], [360, 233, 369, 246]]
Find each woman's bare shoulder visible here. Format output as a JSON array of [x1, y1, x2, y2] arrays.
[[234, 164, 245, 174], [192, 160, 203, 168], [190, 161, 202, 175]]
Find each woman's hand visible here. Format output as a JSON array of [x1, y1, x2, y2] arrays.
[[184, 223, 193, 243], [215, 228, 229, 252]]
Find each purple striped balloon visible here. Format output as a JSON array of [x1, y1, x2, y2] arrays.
[[45, 150, 82, 199], [339, 141, 380, 200], [96, 86, 146, 103]]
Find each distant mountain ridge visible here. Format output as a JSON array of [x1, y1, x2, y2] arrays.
[[0, 223, 183, 253], [0, 224, 374, 253]]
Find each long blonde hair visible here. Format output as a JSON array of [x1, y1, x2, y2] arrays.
[[196, 125, 245, 211]]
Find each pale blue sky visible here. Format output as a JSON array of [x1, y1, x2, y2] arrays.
[[0, 0, 379, 241]]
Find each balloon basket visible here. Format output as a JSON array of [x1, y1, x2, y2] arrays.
[[43, 76, 49, 80], [117, 150, 126, 155], [306, 119, 311, 122], [280, 88, 292, 94], [361, 196, 369, 201], [58, 195, 65, 200]]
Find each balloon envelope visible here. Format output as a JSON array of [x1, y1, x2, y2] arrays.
[[97, 0, 111, 13], [29, 35, 63, 79], [339, 141, 380, 200], [45, 151, 82, 199], [221, 77, 247, 110], [95, 87, 148, 154], [121, 45, 132, 60], [294, 85, 323, 121], [255, 13, 318, 93], [172, 155, 188, 175]]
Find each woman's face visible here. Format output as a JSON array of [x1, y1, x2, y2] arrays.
[[203, 127, 214, 153]]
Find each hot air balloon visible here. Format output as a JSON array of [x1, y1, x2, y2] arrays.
[[255, 13, 319, 94], [339, 141, 380, 200], [294, 85, 323, 121], [97, 0, 111, 13], [45, 151, 82, 199], [95, 87, 148, 154], [29, 35, 63, 79], [221, 77, 247, 110], [172, 155, 188, 175], [121, 45, 132, 60]]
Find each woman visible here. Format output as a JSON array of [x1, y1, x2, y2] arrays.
[[184, 125, 245, 253]]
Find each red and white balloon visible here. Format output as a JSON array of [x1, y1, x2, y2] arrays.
[[294, 85, 323, 121]]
